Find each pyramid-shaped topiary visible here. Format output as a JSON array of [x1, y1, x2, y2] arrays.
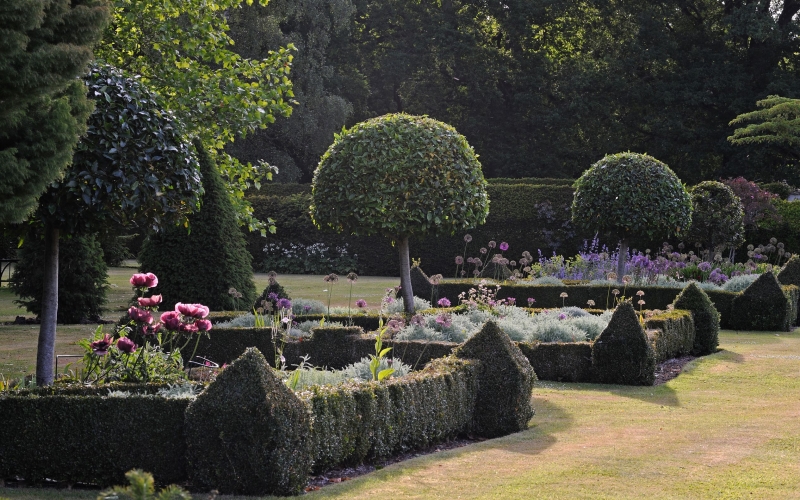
[[778, 255, 800, 287], [410, 265, 433, 299], [591, 301, 656, 385], [454, 320, 536, 437], [184, 348, 312, 496], [729, 271, 794, 331], [672, 282, 720, 355], [139, 141, 256, 311]]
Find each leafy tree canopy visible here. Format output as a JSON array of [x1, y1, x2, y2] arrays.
[[729, 96, 800, 155], [686, 181, 745, 253], [571, 152, 692, 241], [311, 113, 489, 239], [0, 0, 109, 223], [95, 0, 297, 234]]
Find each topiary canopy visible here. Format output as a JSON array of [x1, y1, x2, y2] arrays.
[[310, 113, 488, 239], [686, 181, 745, 254]]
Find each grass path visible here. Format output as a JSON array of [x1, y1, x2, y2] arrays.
[[2, 330, 799, 499]]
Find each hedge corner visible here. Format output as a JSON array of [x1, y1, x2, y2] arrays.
[[454, 320, 536, 438], [184, 347, 312, 496], [672, 282, 720, 355], [592, 301, 656, 386], [777, 255, 800, 287]]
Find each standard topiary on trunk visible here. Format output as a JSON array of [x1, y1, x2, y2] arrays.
[[311, 114, 489, 314], [571, 153, 692, 282], [139, 141, 256, 311], [591, 301, 656, 385], [686, 181, 745, 255], [672, 282, 720, 355]]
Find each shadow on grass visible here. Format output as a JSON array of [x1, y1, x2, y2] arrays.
[[537, 379, 681, 407]]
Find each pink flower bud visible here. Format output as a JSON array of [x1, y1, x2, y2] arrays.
[[128, 306, 153, 324]]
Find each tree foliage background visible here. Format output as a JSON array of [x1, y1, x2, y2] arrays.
[[226, 0, 800, 185]]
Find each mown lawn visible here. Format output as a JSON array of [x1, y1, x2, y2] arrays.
[[2, 330, 799, 499]]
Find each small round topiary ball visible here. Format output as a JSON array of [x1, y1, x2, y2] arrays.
[[310, 113, 488, 239], [571, 152, 692, 241]]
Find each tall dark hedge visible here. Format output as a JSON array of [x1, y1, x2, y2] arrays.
[[139, 141, 255, 311], [10, 230, 108, 323]]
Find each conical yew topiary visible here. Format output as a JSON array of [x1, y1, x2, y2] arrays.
[[455, 320, 536, 437], [139, 141, 256, 311], [777, 255, 800, 287], [672, 282, 720, 355], [591, 301, 656, 385]]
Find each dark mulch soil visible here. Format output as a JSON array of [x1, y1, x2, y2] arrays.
[[654, 355, 695, 385]]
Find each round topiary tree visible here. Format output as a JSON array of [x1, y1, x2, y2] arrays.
[[139, 140, 256, 311], [686, 181, 745, 256], [311, 114, 489, 313], [571, 152, 692, 281]]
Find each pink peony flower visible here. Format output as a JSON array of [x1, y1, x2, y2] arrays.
[[160, 311, 183, 330], [90, 333, 114, 356], [137, 295, 163, 308], [116, 336, 137, 354], [130, 273, 158, 288], [195, 319, 212, 332], [128, 306, 153, 324], [175, 302, 210, 319]]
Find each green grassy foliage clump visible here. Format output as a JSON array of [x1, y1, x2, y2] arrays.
[[10, 231, 108, 323], [644, 309, 696, 362], [729, 272, 796, 331], [300, 357, 479, 472], [672, 283, 720, 355], [0, 391, 189, 487], [591, 302, 656, 385], [139, 142, 256, 311], [455, 320, 536, 437], [184, 348, 312, 496]]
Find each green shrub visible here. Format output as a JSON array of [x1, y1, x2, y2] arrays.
[[686, 181, 745, 253], [777, 255, 800, 287], [672, 283, 720, 355], [591, 302, 656, 385], [98, 469, 191, 500], [486, 177, 575, 186], [138, 141, 256, 312], [760, 180, 792, 200], [644, 310, 696, 363], [10, 231, 108, 323], [184, 348, 312, 496], [300, 357, 479, 471], [454, 320, 536, 437], [0, 393, 188, 487], [729, 272, 795, 331]]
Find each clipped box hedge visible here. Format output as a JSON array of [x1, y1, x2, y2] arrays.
[[0, 392, 190, 487], [645, 310, 695, 363], [301, 356, 479, 472]]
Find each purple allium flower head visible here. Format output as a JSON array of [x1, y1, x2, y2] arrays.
[[410, 314, 425, 326], [464, 234, 473, 243], [355, 299, 367, 308], [488, 240, 497, 248], [558, 313, 567, 320], [304, 305, 312, 312], [527, 297, 536, 306], [277, 298, 292, 310], [499, 242, 509, 251], [698, 261, 712, 272], [268, 292, 279, 301], [455, 256, 464, 265], [435, 313, 452, 328], [437, 297, 451, 307], [506, 297, 516, 306], [480, 247, 487, 254]]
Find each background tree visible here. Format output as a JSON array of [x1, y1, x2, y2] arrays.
[[571, 152, 692, 281], [0, 0, 109, 223], [31, 64, 202, 386], [685, 181, 745, 257], [94, 0, 296, 234], [139, 140, 257, 312], [311, 114, 488, 313], [10, 232, 108, 323], [728, 96, 800, 172], [721, 177, 780, 232], [226, 0, 357, 183]]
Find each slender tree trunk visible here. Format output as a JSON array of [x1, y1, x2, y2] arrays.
[[398, 236, 414, 315], [617, 237, 628, 283], [36, 224, 60, 386]]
